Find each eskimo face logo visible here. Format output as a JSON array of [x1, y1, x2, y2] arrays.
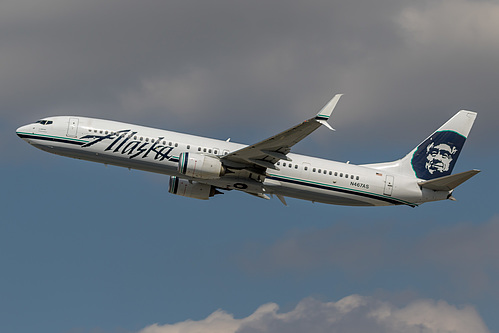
[[425, 142, 457, 174], [411, 131, 466, 180]]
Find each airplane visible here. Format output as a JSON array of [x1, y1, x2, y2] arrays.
[[16, 94, 479, 207]]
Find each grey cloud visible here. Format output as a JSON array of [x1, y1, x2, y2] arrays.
[[3, 0, 498, 152], [138, 295, 489, 333], [417, 217, 499, 294], [1, 1, 401, 117], [236, 216, 499, 296]]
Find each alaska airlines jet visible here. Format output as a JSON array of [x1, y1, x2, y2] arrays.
[[16, 94, 479, 207]]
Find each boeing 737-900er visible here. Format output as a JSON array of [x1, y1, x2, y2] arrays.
[[16, 94, 480, 207]]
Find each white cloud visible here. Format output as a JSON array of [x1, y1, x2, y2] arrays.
[[138, 295, 489, 333], [139, 303, 278, 333]]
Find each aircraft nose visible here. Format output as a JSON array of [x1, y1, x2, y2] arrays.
[[16, 124, 32, 138]]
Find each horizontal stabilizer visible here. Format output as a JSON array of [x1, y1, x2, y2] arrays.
[[418, 169, 480, 191]]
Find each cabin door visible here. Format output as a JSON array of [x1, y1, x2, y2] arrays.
[[384, 175, 394, 196], [67, 118, 79, 138]]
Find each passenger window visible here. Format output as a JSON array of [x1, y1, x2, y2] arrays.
[[318, 169, 321, 173], [187, 145, 190, 149], [351, 175, 354, 179], [295, 165, 298, 169], [175, 143, 178, 147], [198, 147, 201, 151], [345, 174, 348, 178], [289, 164, 292, 168], [313, 168, 316, 172], [340, 173, 343, 177], [203, 148, 207, 152], [277, 162, 280, 166], [323, 170, 327, 174], [356, 176, 359, 180], [214, 150, 218, 154], [283, 162, 286, 167], [169, 142, 173, 146], [329, 171, 332, 175], [145, 138, 149, 142], [209, 149, 212, 153], [304, 166, 308, 171]]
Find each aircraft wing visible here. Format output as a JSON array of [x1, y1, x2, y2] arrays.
[[221, 94, 342, 172]]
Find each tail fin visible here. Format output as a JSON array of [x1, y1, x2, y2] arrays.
[[401, 110, 477, 180], [365, 110, 478, 180]]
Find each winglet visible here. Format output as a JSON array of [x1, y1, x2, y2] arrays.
[[315, 94, 343, 130], [315, 94, 343, 120]]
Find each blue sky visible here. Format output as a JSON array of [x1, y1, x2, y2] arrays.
[[1, 1, 498, 332]]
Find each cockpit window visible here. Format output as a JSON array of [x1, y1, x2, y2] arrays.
[[36, 120, 53, 125]]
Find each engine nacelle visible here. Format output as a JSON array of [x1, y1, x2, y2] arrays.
[[178, 152, 225, 179], [168, 176, 220, 200]]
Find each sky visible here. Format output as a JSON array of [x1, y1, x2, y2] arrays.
[[1, 0, 498, 332]]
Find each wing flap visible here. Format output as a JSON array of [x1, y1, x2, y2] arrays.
[[418, 169, 480, 191], [248, 158, 280, 170]]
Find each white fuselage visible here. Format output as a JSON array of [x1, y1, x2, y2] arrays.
[[16, 116, 448, 207]]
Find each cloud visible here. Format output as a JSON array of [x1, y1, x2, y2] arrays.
[[138, 295, 489, 333], [237, 216, 499, 296], [398, 0, 499, 47], [3, 0, 498, 142]]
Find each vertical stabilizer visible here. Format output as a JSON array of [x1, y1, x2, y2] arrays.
[[402, 110, 477, 180], [365, 110, 477, 180]]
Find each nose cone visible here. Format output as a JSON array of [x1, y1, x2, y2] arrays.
[[16, 124, 32, 139]]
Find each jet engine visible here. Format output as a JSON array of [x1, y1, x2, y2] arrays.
[[178, 152, 225, 179], [168, 176, 222, 200]]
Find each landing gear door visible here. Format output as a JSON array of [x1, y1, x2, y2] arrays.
[[384, 175, 394, 196], [67, 118, 79, 138]]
